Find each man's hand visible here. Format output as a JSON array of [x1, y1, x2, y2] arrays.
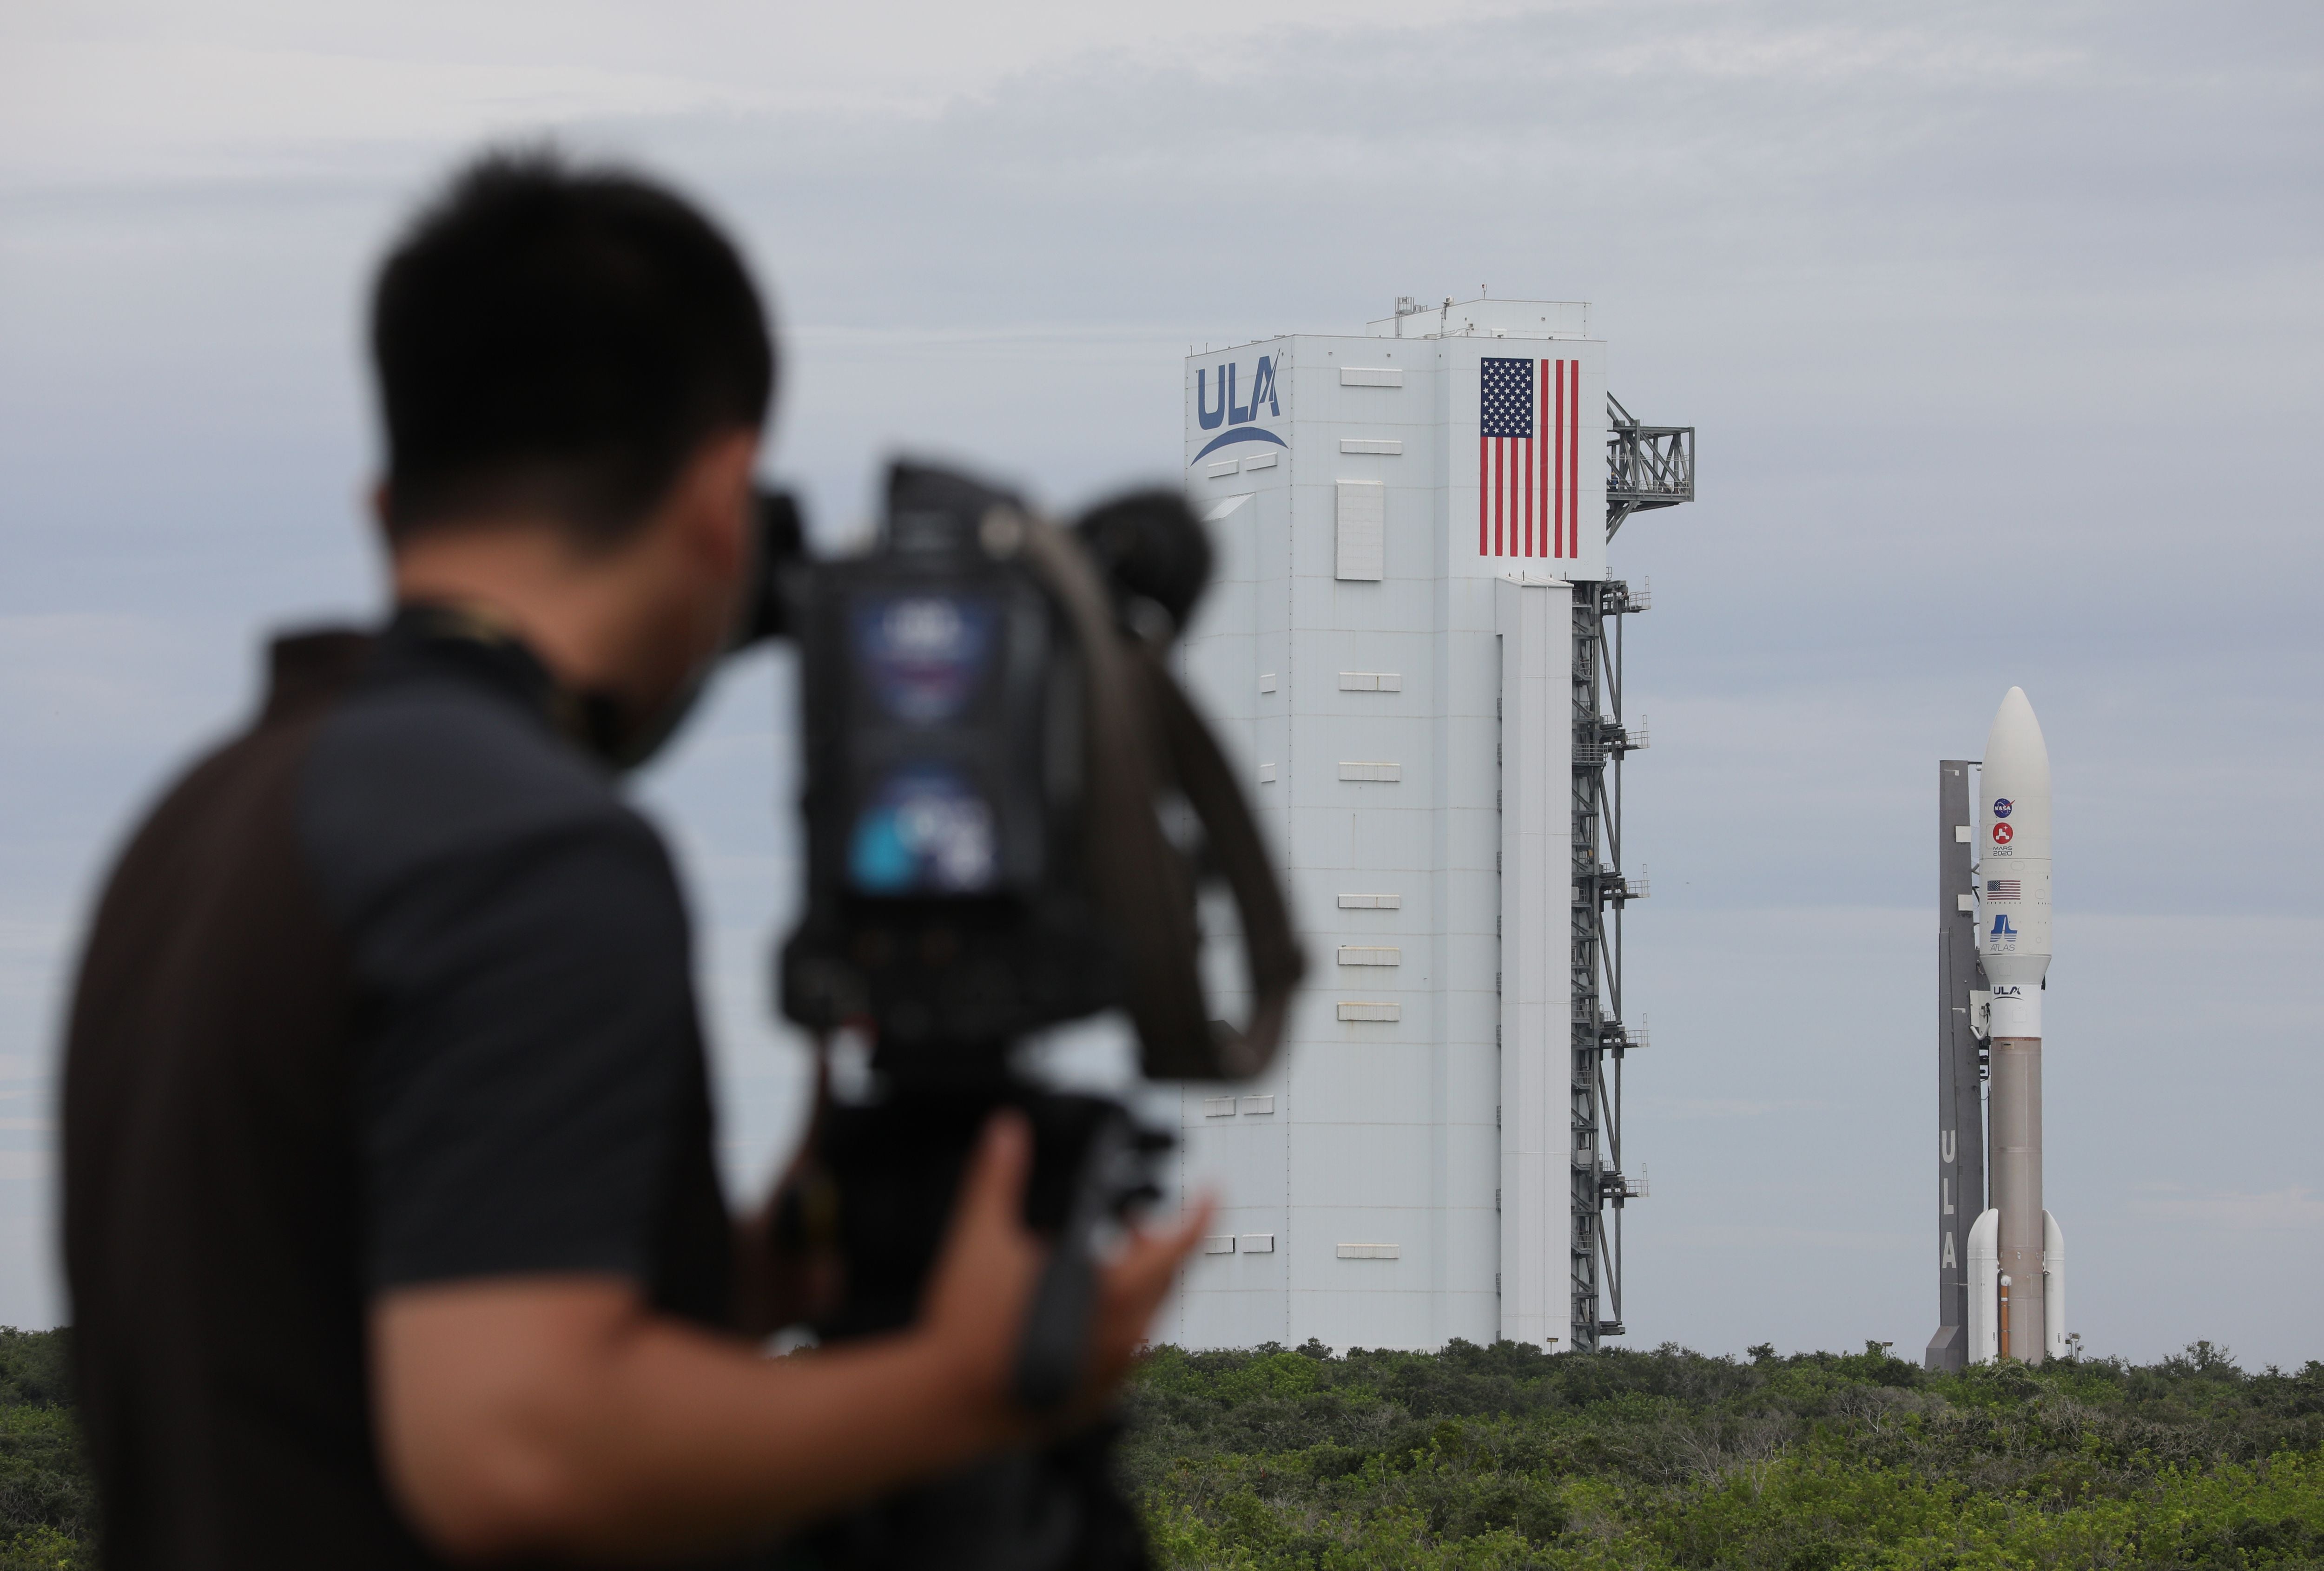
[[918, 1113, 1212, 1420], [372, 1111, 1210, 1563]]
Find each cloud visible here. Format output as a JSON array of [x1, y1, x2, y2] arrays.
[[1646, 1098, 1832, 1121], [0, 923, 74, 1015], [1652, 1225, 1914, 1255], [0, 43, 763, 185], [0, 0, 2319, 1356], [2142, 1188, 2324, 1233], [0, 0, 1531, 185], [0, 616, 217, 751]]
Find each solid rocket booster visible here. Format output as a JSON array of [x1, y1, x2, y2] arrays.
[[1978, 686, 2059, 1362]]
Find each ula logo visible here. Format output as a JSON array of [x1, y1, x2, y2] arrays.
[[1991, 914, 2018, 939], [1191, 356, 1287, 463]]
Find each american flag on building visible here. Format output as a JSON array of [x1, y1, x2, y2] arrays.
[[1479, 356, 1582, 559]]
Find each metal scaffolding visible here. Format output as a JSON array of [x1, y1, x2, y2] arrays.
[[1570, 395, 1694, 1351], [1606, 394, 1695, 539]]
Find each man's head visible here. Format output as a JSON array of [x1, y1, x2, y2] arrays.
[[370, 152, 775, 753], [374, 150, 773, 542]]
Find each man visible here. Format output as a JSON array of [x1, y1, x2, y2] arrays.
[[62, 154, 1205, 1568]]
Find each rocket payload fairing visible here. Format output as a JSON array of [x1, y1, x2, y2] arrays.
[[1972, 687, 2066, 1363], [1979, 688, 2052, 1040]]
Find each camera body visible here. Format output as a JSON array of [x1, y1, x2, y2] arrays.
[[757, 460, 1301, 1085], [740, 460, 1301, 1571], [780, 467, 1119, 1058]]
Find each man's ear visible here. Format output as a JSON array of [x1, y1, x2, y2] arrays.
[[675, 429, 761, 578]]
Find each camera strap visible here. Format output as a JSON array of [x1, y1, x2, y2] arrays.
[[1130, 642, 1306, 1077], [1014, 512, 1305, 1081]]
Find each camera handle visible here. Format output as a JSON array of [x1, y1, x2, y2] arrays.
[[1010, 1105, 1141, 1411]]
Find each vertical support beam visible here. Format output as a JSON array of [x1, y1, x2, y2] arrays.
[[1568, 584, 1602, 1350], [1569, 579, 1644, 1349], [1927, 759, 1986, 1371]]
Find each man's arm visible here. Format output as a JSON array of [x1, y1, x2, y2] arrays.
[[373, 1114, 1207, 1564]]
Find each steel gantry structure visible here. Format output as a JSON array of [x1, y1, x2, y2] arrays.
[[1567, 396, 1694, 1351]]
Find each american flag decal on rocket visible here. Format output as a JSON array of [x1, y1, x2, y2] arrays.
[[1479, 356, 1581, 559]]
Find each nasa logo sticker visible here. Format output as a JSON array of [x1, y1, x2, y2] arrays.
[[1992, 797, 2013, 819], [1992, 822, 2014, 845]]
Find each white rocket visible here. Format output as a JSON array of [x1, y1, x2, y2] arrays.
[[1964, 687, 2067, 1362]]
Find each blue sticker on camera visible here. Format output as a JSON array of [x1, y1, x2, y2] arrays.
[[849, 766, 998, 894]]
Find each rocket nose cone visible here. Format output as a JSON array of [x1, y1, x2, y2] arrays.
[[1985, 688, 2050, 772], [1981, 685, 2052, 872]]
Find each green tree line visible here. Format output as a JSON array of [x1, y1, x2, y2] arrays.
[[3, 1326, 2321, 1567], [0, 1328, 88, 1569], [1119, 1339, 2324, 1569]]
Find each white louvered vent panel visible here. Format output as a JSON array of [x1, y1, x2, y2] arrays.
[[1340, 367, 1403, 387], [1335, 481, 1385, 581]]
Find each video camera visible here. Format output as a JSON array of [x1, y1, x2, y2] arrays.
[[735, 461, 1304, 1570]]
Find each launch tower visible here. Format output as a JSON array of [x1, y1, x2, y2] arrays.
[[1168, 297, 1693, 1353]]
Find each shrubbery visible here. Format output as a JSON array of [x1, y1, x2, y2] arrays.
[[1120, 1339, 2324, 1569], [0, 1330, 88, 1568], [2, 1322, 2320, 1567]]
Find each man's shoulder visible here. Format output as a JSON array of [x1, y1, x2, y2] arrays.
[[298, 669, 658, 918]]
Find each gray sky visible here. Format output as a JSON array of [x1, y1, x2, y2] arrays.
[[4, 0, 2320, 1364]]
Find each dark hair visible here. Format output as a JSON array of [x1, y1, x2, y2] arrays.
[[371, 151, 774, 542]]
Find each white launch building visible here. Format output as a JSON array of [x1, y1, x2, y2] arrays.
[[1163, 297, 1693, 1354]]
